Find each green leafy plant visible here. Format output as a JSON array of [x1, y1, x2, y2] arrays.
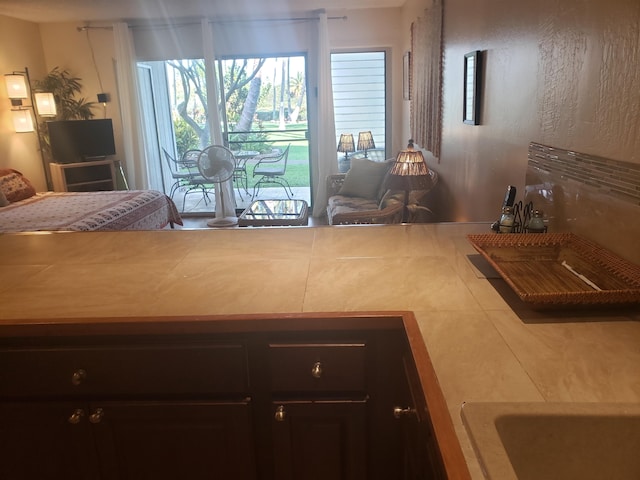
[[34, 67, 96, 160], [35, 67, 95, 120]]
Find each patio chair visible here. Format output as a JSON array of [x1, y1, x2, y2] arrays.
[[251, 144, 293, 199], [162, 147, 212, 210]]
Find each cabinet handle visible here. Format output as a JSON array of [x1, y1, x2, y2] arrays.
[[274, 405, 286, 422], [71, 369, 87, 386], [311, 361, 323, 379], [393, 406, 417, 419], [89, 408, 104, 424], [68, 409, 85, 424]]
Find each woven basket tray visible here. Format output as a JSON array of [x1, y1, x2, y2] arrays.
[[467, 233, 640, 308]]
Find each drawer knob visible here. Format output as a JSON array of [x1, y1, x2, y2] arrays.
[[68, 409, 85, 424], [311, 361, 323, 379], [274, 405, 286, 422], [89, 408, 104, 424], [71, 369, 87, 386], [393, 406, 417, 419]]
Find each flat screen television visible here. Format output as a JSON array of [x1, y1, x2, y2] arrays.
[[48, 119, 116, 163]]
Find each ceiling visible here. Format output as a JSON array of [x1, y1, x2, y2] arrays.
[[0, 0, 405, 24]]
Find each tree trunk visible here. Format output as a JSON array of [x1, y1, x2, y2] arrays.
[[234, 76, 262, 133], [279, 60, 286, 130], [290, 82, 306, 124]]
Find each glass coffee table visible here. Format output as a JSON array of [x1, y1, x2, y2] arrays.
[[238, 199, 309, 226]]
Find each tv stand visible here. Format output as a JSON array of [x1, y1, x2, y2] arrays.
[[50, 159, 116, 192]]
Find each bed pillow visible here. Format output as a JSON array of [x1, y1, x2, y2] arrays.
[[338, 158, 392, 200], [0, 169, 37, 202]]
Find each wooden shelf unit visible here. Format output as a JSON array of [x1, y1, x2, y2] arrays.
[[50, 159, 116, 192]]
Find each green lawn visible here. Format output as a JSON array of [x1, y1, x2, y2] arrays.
[[246, 163, 310, 188], [235, 122, 312, 187]]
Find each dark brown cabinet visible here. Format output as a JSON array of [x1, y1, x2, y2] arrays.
[[0, 315, 471, 480], [272, 400, 367, 480], [92, 401, 256, 480], [0, 402, 97, 480]]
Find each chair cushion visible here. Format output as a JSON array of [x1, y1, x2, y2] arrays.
[[378, 189, 427, 209], [327, 194, 380, 219], [338, 158, 392, 200]]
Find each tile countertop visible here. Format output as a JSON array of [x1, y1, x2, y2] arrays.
[[1, 223, 639, 479]]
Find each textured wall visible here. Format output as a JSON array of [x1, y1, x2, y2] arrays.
[[434, 0, 640, 226]]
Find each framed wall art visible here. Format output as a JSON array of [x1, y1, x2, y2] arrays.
[[463, 50, 482, 125]]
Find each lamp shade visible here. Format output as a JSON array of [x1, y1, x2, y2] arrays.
[[35, 92, 57, 117], [4, 74, 28, 99], [357, 131, 375, 151], [337, 133, 355, 153], [12, 109, 34, 133], [387, 144, 432, 190]]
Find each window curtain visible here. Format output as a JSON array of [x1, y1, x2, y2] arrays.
[[113, 22, 149, 189], [202, 19, 236, 218], [411, 0, 443, 159], [311, 11, 338, 218]]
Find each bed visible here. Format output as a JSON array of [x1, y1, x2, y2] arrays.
[[0, 169, 182, 232]]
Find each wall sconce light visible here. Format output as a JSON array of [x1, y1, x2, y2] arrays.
[[337, 133, 355, 161], [357, 131, 375, 158], [4, 67, 56, 190]]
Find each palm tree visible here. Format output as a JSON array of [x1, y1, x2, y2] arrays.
[[289, 72, 306, 123]]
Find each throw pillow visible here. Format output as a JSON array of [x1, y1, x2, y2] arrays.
[[0, 189, 9, 207], [338, 158, 392, 200], [0, 169, 37, 202]]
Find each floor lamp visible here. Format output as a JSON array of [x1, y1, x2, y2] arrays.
[[4, 67, 57, 190], [387, 140, 433, 223]]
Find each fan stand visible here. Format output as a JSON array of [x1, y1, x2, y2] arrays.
[[207, 182, 237, 227]]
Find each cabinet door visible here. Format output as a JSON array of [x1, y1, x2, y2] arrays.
[[398, 356, 446, 480], [271, 400, 367, 480], [91, 401, 256, 480], [0, 402, 98, 480]]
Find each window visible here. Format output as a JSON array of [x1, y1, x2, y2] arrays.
[[331, 51, 387, 162]]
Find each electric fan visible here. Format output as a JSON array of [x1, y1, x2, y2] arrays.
[[197, 145, 238, 227]]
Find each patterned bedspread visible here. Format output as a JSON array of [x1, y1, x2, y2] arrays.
[[0, 190, 183, 232]]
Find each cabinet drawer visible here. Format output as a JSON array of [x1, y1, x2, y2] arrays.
[[0, 344, 248, 397], [268, 343, 366, 393]]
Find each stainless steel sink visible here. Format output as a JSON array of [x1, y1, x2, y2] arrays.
[[461, 402, 640, 480]]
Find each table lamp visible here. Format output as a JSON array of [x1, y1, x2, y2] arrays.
[[337, 133, 355, 160], [387, 139, 432, 222], [357, 131, 375, 158]]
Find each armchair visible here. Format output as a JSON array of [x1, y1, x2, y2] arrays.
[[325, 158, 437, 225]]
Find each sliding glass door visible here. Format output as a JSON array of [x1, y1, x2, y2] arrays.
[[138, 55, 310, 213]]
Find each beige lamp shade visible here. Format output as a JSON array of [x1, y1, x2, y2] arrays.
[[357, 131, 375, 151], [12, 109, 34, 133], [4, 74, 28, 99], [35, 92, 57, 117], [337, 133, 355, 154], [387, 144, 432, 191]]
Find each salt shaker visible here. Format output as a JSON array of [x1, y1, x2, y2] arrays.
[[499, 206, 515, 233], [527, 209, 546, 233]]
